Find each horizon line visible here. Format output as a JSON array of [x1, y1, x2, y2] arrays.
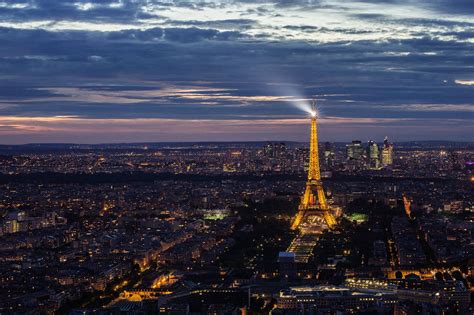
[[1, 139, 473, 146]]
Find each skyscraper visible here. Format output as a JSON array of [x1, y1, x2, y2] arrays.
[[367, 140, 380, 169], [381, 136, 393, 167], [346, 140, 364, 160]]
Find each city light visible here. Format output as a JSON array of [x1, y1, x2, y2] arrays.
[[1, 0, 472, 313]]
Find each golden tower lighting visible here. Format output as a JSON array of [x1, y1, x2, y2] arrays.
[[291, 100, 336, 230]]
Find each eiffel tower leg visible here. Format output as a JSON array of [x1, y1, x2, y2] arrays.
[[291, 211, 304, 230], [323, 211, 336, 229], [316, 185, 328, 210]]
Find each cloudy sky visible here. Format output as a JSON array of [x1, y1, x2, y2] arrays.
[[0, 0, 473, 143]]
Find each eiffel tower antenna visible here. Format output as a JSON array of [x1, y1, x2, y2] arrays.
[[311, 99, 317, 117]]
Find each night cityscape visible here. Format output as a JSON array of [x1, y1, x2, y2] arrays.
[[0, 0, 473, 314]]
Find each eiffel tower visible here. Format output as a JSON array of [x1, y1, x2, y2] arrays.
[[291, 100, 336, 231]]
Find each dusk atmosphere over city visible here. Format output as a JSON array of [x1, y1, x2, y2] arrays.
[[0, 1, 473, 314]]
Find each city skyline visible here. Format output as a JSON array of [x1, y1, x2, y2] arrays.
[[0, 0, 473, 143], [1, 129, 472, 313], [1, 3, 472, 312]]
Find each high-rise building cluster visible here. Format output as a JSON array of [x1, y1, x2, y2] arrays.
[[345, 136, 394, 170]]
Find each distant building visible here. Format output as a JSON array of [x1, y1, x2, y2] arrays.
[[273, 285, 397, 314], [346, 278, 470, 314], [381, 136, 393, 167], [367, 140, 380, 169], [391, 217, 426, 266], [346, 140, 364, 160], [264, 142, 286, 159], [323, 142, 335, 168], [2, 219, 19, 234], [278, 252, 297, 281], [368, 240, 388, 266]]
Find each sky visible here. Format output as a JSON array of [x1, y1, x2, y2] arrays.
[[0, 0, 473, 144]]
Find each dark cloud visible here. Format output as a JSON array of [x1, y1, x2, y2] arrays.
[[167, 19, 257, 30], [426, 0, 474, 14], [355, 0, 474, 13], [0, 0, 159, 23], [0, 26, 472, 121], [0, 0, 472, 142], [0, 86, 56, 100], [105, 27, 246, 42], [283, 25, 375, 35], [283, 25, 319, 31]]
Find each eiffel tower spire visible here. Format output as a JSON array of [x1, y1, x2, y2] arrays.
[[291, 100, 336, 230], [308, 100, 321, 182]]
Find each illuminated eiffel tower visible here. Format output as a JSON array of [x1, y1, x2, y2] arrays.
[[291, 100, 336, 231]]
